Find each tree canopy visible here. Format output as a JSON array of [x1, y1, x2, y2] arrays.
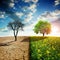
[[7, 20, 24, 41], [33, 20, 51, 36]]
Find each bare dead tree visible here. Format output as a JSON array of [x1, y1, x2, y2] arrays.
[[7, 20, 24, 41]]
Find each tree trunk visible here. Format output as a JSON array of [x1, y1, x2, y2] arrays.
[[15, 35, 17, 41], [14, 30, 17, 41], [43, 33, 44, 37], [14, 30, 18, 41]]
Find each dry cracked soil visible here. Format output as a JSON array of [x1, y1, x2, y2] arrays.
[[0, 36, 29, 60]]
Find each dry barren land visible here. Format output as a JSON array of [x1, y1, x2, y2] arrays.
[[0, 36, 29, 60]]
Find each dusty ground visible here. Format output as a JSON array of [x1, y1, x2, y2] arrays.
[[0, 36, 29, 60]]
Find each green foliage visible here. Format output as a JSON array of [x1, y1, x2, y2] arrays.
[[30, 37, 60, 60], [33, 20, 51, 35]]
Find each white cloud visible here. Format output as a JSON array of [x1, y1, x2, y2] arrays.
[[0, 27, 13, 37], [23, 0, 30, 2], [25, 16, 33, 22], [32, 0, 38, 3], [28, 4, 37, 13], [27, 12, 33, 17], [23, 4, 37, 22], [21, 2, 37, 22], [11, 0, 14, 2], [15, 12, 24, 17], [9, 2, 15, 7], [22, 6, 28, 11], [52, 10, 60, 15], [24, 12, 34, 22], [9, 0, 15, 7], [0, 15, 5, 18], [23, 0, 38, 3], [0, 11, 5, 14], [21, 3, 37, 23], [0, 11, 5, 18], [32, 9, 37, 13], [0, 27, 8, 32], [37, 10, 60, 22], [55, 0, 60, 6], [28, 4, 36, 10], [22, 4, 37, 13]]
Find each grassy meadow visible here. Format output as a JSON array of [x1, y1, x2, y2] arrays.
[[30, 36, 60, 60]]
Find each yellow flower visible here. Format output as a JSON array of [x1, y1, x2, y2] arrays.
[[39, 54, 42, 57], [41, 44, 45, 47], [52, 46, 55, 50], [38, 49, 41, 52], [38, 54, 42, 59], [32, 44, 35, 47], [46, 50, 50, 54], [58, 53, 60, 56]]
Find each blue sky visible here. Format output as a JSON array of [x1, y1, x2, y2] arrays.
[[0, 0, 60, 36]]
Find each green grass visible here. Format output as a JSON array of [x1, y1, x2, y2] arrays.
[[30, 36, 60, 60]]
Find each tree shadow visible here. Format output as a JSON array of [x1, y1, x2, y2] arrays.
[[6, 40, 15, 43], [0, 40, 15, 46], [0, 43, 10, 46], [21, 37, 30, 42]]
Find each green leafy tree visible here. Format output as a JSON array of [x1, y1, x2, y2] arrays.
[[34, 20, 51, 36], [7, 20, 24, 41]]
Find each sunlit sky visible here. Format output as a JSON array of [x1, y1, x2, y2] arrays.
[[0, 0, 60, 37]]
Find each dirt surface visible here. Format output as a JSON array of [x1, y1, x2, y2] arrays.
[[0, 36, 29, 60]]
